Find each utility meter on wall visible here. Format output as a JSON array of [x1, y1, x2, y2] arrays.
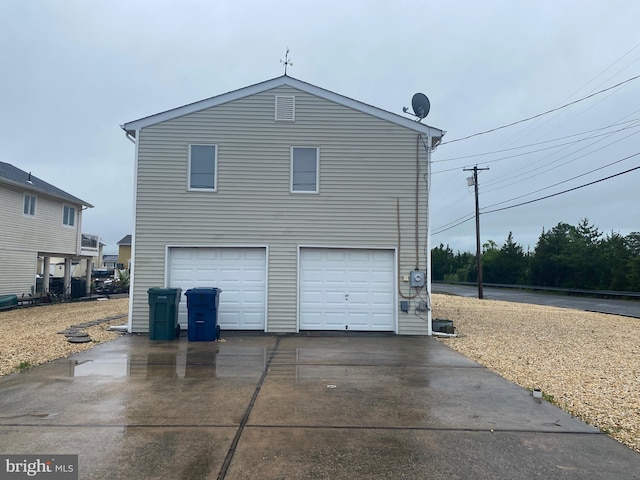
[[410, 270, 425, 287]]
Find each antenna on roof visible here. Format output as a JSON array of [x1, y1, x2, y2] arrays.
[[280, 48, 293, 75], [403, 93, 431, 122]]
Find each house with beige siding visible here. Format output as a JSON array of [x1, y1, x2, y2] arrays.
[[0, 161, 95, 298], [122, 76, 444, 335]]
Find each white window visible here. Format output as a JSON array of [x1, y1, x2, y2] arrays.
[[23, 194, 36, 216], [189, 144, 217, 191], [63, 205, 76, 227], [291, 147, 319, 193]]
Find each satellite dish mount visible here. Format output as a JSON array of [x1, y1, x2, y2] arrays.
[[403, 93, 431, 122]]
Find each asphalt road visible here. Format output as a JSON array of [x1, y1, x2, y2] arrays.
[[431, 283, 640, 318]]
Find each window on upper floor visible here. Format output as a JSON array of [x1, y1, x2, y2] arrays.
[[189, 144, 217, 191], [23, 193, 37, 216], [291, 147, 319, 193], [63, 205, 76, 227]]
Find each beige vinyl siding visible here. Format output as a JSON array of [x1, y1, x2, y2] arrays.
[[0, 184, 82, 296], [131, 85, 430, 334], [0, 184, 81, 255], [0, 248, 37, 296]]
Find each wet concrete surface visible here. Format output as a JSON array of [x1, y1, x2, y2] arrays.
[[432, 283, 640, 318], [0, 334, 638, 479]]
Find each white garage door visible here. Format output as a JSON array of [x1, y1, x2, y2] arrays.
[[168, 247, 266, 330], [299, 248, 395, 331]]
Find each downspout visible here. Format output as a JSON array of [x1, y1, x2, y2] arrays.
[[424, 130, 445, 336], [126, 129, 138, 333], [425, 130, 433, 336]]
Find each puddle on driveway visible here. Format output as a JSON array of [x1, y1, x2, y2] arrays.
[[47, 346, 270, 379]]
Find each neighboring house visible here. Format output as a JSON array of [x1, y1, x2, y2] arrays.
[[116, 234, 131, 269], [102, 255, 119, 269], [122, 75, 444, 335], [0, 162, 94, 297]]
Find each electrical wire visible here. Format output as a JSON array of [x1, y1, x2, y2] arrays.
[[482, 152, 640, 210], [439, 73, 640, 145], [432, 118, 640, 163], [481, 164, 640, 215], [481, 45, 640, 151], [483, 120, 640, 191], [432, 213, 476, 235]]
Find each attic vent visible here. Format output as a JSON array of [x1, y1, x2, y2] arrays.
[[275, 95, 295, 121]]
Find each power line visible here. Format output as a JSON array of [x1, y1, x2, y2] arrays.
[[432, 213, 475, 235], [482, 164, 640, 215], [432, 158, 640, 235], [480, 43, 640, 151], [433, 118, 640, 163], [482, 152, 640, 210], [439, 73, 640, 145], [482, 120, 640, 191]]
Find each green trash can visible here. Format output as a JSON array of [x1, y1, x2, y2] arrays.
[[148, 288, 182, 340]]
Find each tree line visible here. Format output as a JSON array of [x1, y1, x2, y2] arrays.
[[432, 219, 640, 292]]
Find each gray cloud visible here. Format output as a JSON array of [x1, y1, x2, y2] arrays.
[[1, 0, 638, 253]]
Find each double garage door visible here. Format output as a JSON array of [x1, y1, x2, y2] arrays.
[[168, 247, 395, 332]]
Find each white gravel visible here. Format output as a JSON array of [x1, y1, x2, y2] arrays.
[[432, 293, 640, 453], [0, 298, 128, 377]]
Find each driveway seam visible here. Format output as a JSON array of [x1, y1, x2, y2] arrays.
[[216, 336, 282, 480]]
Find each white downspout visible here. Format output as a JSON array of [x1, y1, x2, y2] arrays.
[[127, 129, 139, 333], [426, 130, 433, 336]]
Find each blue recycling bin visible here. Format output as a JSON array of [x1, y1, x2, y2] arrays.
[[185, 288, 221, 341]]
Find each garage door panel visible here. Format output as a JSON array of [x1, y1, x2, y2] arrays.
[[195, 249, 218, 260], [172, 268, 195, 283], [168, 247, 266, 330], [300, 248, 395, 331], [172, 249, 195, 260]]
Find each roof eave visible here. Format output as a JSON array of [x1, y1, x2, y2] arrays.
[[0, 177, 93, 208], [121, 76, 445, 137]]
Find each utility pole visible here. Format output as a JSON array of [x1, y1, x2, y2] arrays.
[[464, 166, 489, 299]]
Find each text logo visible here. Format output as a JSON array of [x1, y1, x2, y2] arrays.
[[1, 455, 78, 479]]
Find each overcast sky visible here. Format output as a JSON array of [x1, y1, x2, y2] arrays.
[[1, 0, 638, 254]]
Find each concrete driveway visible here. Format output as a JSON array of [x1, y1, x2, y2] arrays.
[[0, 334, 638, 479]]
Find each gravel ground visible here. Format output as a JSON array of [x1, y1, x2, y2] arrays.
[[0, 298, 128, 377], [432, 293, 640, 454], [1, 295, 638, 454]]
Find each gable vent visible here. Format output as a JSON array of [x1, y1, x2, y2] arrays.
[[275, 95, 295, 121]]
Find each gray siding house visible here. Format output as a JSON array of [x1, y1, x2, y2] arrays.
[[0, 162, 94, 297], [122, 76, 444, 335]]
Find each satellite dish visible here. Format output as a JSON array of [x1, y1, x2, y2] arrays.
[[411, 93, 431, 119]]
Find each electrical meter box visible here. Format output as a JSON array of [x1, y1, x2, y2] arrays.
[[410, 270, 425, 288]]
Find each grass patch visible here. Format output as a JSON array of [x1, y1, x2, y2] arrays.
[[17, 361, 32, 371]]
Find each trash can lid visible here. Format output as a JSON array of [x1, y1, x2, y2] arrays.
[[185, 287, 221, 296], [148, 287, 183, 294]]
